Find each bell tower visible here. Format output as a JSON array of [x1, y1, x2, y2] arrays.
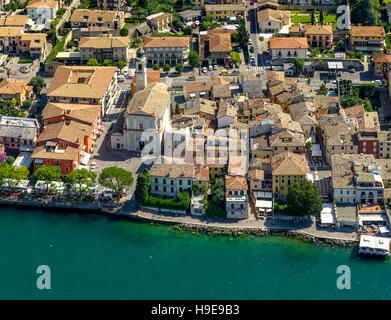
[[135, 48, 147, 92]]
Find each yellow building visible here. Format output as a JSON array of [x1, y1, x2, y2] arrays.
[[373, 53, 391, 75], [0, 78, 33, 106], [204, 4, 245, 20], [349, 26, 385, 51], [271, 151, 308, 200]]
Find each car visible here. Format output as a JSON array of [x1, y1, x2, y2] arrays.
[[235, 63, 240, 68], [348, 68, 356, 73], [117, 75, 125, 82], [213, 64, 218, 70], [251, 60, 256, 66], [91, 161, 97, 167], [250, 46, 254, 53], [331, 80, 337, 84], [195, 20, 200, 26], [237, 46, 242, 52], [231, 70, 239, 75], [248, 39, 252, 45], [208, 65, 213, 71], [187, 75, 196, 81], [250, 54, 255, 60], [202, 66, 207, 73], [170, 27, 177, 33], [224, 62, 229, 69], [374, 80, 382, 85]]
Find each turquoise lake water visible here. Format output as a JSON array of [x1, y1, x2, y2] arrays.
[[0, 207, 390, 299]]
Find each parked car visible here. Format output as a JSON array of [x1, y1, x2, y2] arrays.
[[195, 20, 200, 26], [237, 46, 243, 52], [208, 64, 213, 71], [231, 70, 239, 75], [202, 66, 207, 73], [373, 80, 382, 85], [251, 60, 256, 66], [348, 68, 356, 73], [213, 64, 218, 70], [250, 46, 254, 53], [117, 75, 125, 82], [235, 63, 240, 68], [187, 75, 196, 81], [248, 39, 252, 45]]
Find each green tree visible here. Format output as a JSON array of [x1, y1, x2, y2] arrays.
[[29, 76, 45, 95], [65, 168, 97, 196], [183, 26, 192, 35], [153, 63, 160, 70], [99, 166, 134, 199], [311, 9, 316, 25], [286, 179, 322, 216], [318, 83, 328, 95], [188, 50, 200, 67], [33, 165, 62, 194], [307, 77, 312, 85], [175, 63, 184, 74], [319, 10, 324, 25], [237, 23, 250, 48], [116, 60, 127, 69], [22, 99, 32, 110], [293, 57, 304, 74], [163, 63, 171, 72], [102, 59, 113, 66], [306, 140, 312, 150], [335, 39, 345, 51], [135, 169, 150, 204], [120, 28, 129, 36], [351, 0, 378, 26], [87, 59, 99, 66], [175, 103, 180, 114]]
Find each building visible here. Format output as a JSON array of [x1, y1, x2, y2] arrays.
[[31, 120, 95, 175], [225, 174, 249, 219], [257, 8, 290, 33], [46, 66, 118, 116], [143, 36, 190, 66], [204, 4, 245, 20], [272, 151, 307, 200], [199, 31, 232, 66], [356, 129, 380, 159], [97, 0, 124, 11], [331, 154, 384, 205], [373, 53, 391, 75], [79, 34, 129, 64], [70, 9, 124, 30], [379, 131, 391, 159], [0, 79, 33, 106], [239, 71, 263, 99], [0, 27, 47, 58], [150, 161, 194, 197], [0, 116, 39, 153], [217, 102, 236, 129], [303, 25, 333, 48], [0, 14, 30, 28], [184, 98, 217, 120], [269, 37, 308, 60], [26, 0, 58, 28], [183, 81, 213, 100], [119, 82, 171, 152], [146, 12, 172, 33], [349, 26, 385, 51]]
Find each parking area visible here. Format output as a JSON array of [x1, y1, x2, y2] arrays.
[[0, 56, 40, 81]]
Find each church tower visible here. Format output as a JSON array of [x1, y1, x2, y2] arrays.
[[135, 48, 147, 92]]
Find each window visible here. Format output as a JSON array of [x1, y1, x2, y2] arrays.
[[155, 178, 158, 183], [155, 186, 158, 190], [139, 123, 143, 130], [179, 180, 182, 185]]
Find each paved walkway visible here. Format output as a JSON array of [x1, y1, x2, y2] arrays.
[[117, 206, 358, 242]]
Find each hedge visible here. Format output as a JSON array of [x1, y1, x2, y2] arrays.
[[45, 32, 69, 64], [143, 191, 190, 211], [18, 59, 33, 64]]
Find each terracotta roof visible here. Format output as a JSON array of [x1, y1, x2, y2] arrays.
[[42, 102, 101, 125], [79, 35, 128, 48], [304, 25, 333, 35], [0, 79, 31, 95], [225, 174, 248, 190], [127, 82, 170, 118], [258, 8, 289, 23], [209, 33, 231, 52], [185, 98, 216, 117], [37, 121, 93, 146], [32, 144, 79, 161], [340, 104, 364, 119], [144, 36, 190, 48], [131, 70, 160, 89], [350, 26, 385, 38], [183, 81, 213, 94], [272, 151, 307, 176], [194, 165, 209, 181], [150, 162, 194, 178], [0, 15, 28, 27], [20, 33, 46, 48], [147, 12, 171, 21], [26, 0, 57, 8], [47, 66, 116, 99], [373, 53, 391, 63], [70, 9, 120, 23], [248, 168, 264, 180], [269, 37, 308, 49], [204, 4, 244, 11], [0, 26, 23, 37]]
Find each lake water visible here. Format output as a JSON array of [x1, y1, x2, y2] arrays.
[[0, 207, 390, 299]]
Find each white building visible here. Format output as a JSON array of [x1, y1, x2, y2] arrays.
[[225, 174, 249, 219], [269, 37, 308, 60], [239, 71, 263, 99], [26, 0, 58, 28]]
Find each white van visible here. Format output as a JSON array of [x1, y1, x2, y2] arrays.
[[118, 75, 125, 82]]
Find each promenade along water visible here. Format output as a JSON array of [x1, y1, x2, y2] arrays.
[[1, 207, 391, 299]]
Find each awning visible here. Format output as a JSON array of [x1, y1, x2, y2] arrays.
[[80, 153, 91, 165], [380, 226, 390, 233], [320, 212, 335, 225], [328, 61, 343, 70], [255, 200, 272, 209], [189, 93, 196, 98]]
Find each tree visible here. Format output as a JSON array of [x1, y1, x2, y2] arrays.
[[175, 103, 180, 114], [306, 77, 312, 85], [102, 59, 113, 66], [293, 57, 304, 74], [29, 76, 45, 95], [33, 166, 62, 194], [7, 165, 29, 191], [351, 0, 377, 26], [319, 10, 324, 25], [99, 166, 134, 199], [183, 26, 192, 35], [175, 63, 184, 74], [135, 169, 150, 204], [311, 9, 316, 25], [163, 64, 171, 73], [120, 28, 129, 36], [318, 83, 328, 95], [6, 155, 15, 165], [188, 50, 200, 67], [335, 39, 345, 51], [22, 99, 32, 110], [66, 168, 97, 196], [153, 63, 160, 71], [237, 23, 250, 48], [286, 179, 322, 216], [306, 140, 312, 150], [87, 59, 99, 66], [116, 60, 127, 70]]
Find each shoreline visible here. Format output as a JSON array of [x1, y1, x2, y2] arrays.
[[0, 198, 358, 247]]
